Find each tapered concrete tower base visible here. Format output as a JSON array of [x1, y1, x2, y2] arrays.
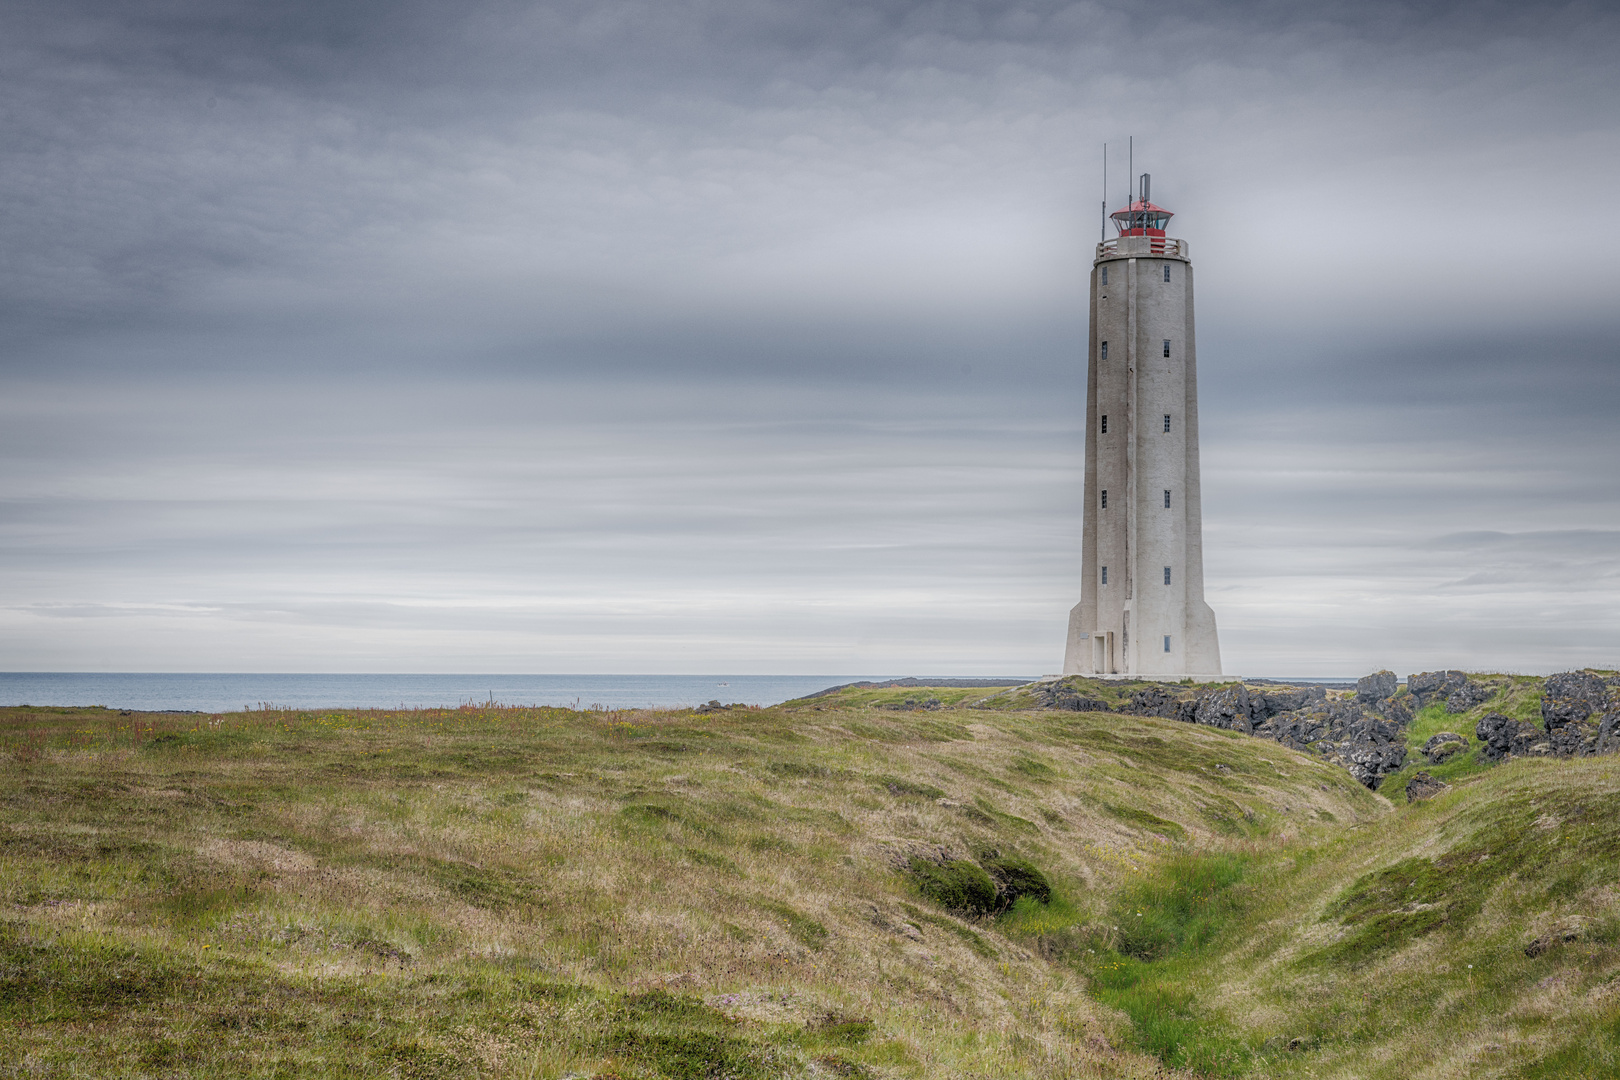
[[1063, 185, 1220, 680]]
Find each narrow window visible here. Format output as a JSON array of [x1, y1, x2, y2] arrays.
[[1101, 566, 1108, 585], [1163, 339, 1171, 357], [1100, 489, 1108, 509], [1100, 340, 1108, 360], [1164, 489, 1171, 508], [1163, 414, 1171, 433], [1100, 266, 1108, 286], [1163, 635, 1172, 653], [1164, 566, 1172, 585], [1163, 264, 1171, 282], [1100, 414, 1108, 434]]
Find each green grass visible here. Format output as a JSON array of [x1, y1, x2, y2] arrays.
[[1381, 675, 1548, 803]]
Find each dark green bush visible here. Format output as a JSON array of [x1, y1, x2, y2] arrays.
[[982, 855, 1052, 908], [906, 858, 997, 916]]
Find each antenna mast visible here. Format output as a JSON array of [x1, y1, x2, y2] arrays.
[[1101, 143, 1107, 242]]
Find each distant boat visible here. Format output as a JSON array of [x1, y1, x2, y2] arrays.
[[717, 682, 729, 687]]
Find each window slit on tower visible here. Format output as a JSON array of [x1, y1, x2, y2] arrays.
[[1164, 635, 1172, 653], [1100, 414, 1108, 434], [1163, 414, 1171, 432], [1163, 264, 1171, 282], [1100, 341, 1108, 360], [1164, 490, 1172, 508], [1163, 339, 1171, 357], [1164, 566, 1172, 585], [1101, 267, 1108, 286], [1100, 490, 1107, 509], [1101, 566, 1108, 585]]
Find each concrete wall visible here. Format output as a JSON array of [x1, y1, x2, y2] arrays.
[[1064, 236, 1221, 679]]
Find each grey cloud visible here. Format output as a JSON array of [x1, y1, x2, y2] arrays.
[[1, 1, 1618, 675]]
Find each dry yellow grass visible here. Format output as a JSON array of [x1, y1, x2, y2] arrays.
[[2, 687, 1612, 1078]]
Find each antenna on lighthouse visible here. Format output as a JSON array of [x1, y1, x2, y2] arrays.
[[1101, 143, 1107, 242]]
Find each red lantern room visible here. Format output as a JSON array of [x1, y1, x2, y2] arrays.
[[1110, 173, 1173, 237]]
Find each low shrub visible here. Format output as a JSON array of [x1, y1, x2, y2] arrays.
[[906, 858, 997, 916]]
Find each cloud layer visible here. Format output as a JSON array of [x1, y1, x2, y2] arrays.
[[2, 1, 1617, 674]]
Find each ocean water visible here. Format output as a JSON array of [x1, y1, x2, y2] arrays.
[[0, 672, 956, 713]]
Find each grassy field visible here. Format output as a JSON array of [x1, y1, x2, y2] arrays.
[[1, 683, 1616, 1078]]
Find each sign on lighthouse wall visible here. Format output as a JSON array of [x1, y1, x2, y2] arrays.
[[1063, 175, 1222, 680]]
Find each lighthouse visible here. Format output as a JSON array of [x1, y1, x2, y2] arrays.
[[1063, 174, 1221, 679]]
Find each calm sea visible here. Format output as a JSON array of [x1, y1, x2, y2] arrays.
[[0, 673, 1028, 713]]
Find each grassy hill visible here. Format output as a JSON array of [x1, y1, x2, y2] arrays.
[[1, 683, 1616, 1078]]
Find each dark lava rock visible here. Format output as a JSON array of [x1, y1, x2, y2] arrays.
[[1476, 713, 1550, 762], [1421, 731, 1468, 763], [1375, 694, 1414, 726], [1405, 771, 1448, 801], [1264, 698, 1407, 789], [1445, 681, 1495, 713], [1191, 684, 1252, 733], [1250, 686, 1319, 721], [1540, 671, 1618, 757], [1120, 684, 1184, 718], [1356, 670, 1397, 703], [1408, 670, 1469, 708]]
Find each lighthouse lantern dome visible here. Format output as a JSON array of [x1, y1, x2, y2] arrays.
[[1110, 172, 1174, 237]]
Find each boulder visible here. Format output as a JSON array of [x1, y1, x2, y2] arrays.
[[1445, 681, 1495, 713], [1376, 694, 1414, 726], [1407, 670, 1468, 708], [1250, 686, 1315, 721], [1421, 731, 1468, 764], [1476, 713, 1550, 762], [1405, 771, 1448, 801], [1191, 684, 1252, 733], [1540, 671, 1616, 756], [1337, 716, 1410, 789], [1356, 670, 1398, 703], [1121, 685, 1185, 718], [1598, 712, 1620, 756]]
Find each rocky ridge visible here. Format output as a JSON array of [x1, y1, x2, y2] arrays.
[[1004, 668, 1620, 791]]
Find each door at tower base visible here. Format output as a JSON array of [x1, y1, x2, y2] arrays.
[[1060, 191, 1221, 681]]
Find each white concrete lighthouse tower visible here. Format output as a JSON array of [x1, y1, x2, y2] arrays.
[[1063, 175, 1221, 679]]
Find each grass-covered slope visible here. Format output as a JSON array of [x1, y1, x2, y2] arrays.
[[1, 683, 1615, 1078], [1076, 755, 1620, 1078]]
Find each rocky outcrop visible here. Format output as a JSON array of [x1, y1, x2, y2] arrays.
[[1021, 679, 1113, 712], [1188, 684, 1253, 733], [1540, 671, 1620, 757], [1405, 771, 1448, 801], [1375, 693, 1414, 726], [1421, 732, 1468, 763], [1250, 686, 1320, 720], [1356, 671, 1397, 703], [1445, 681, 1495, 713], [1170, 685, 1407, 790], [1120, 685, 1183, 719], [1020, 667, 1620, 788], [1476, 713, 1550, 762], [1256, 699, 1407, 789], [1407, 670, 1468, 708]]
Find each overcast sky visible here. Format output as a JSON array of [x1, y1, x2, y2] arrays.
[[2, 0, 1617, 677]]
